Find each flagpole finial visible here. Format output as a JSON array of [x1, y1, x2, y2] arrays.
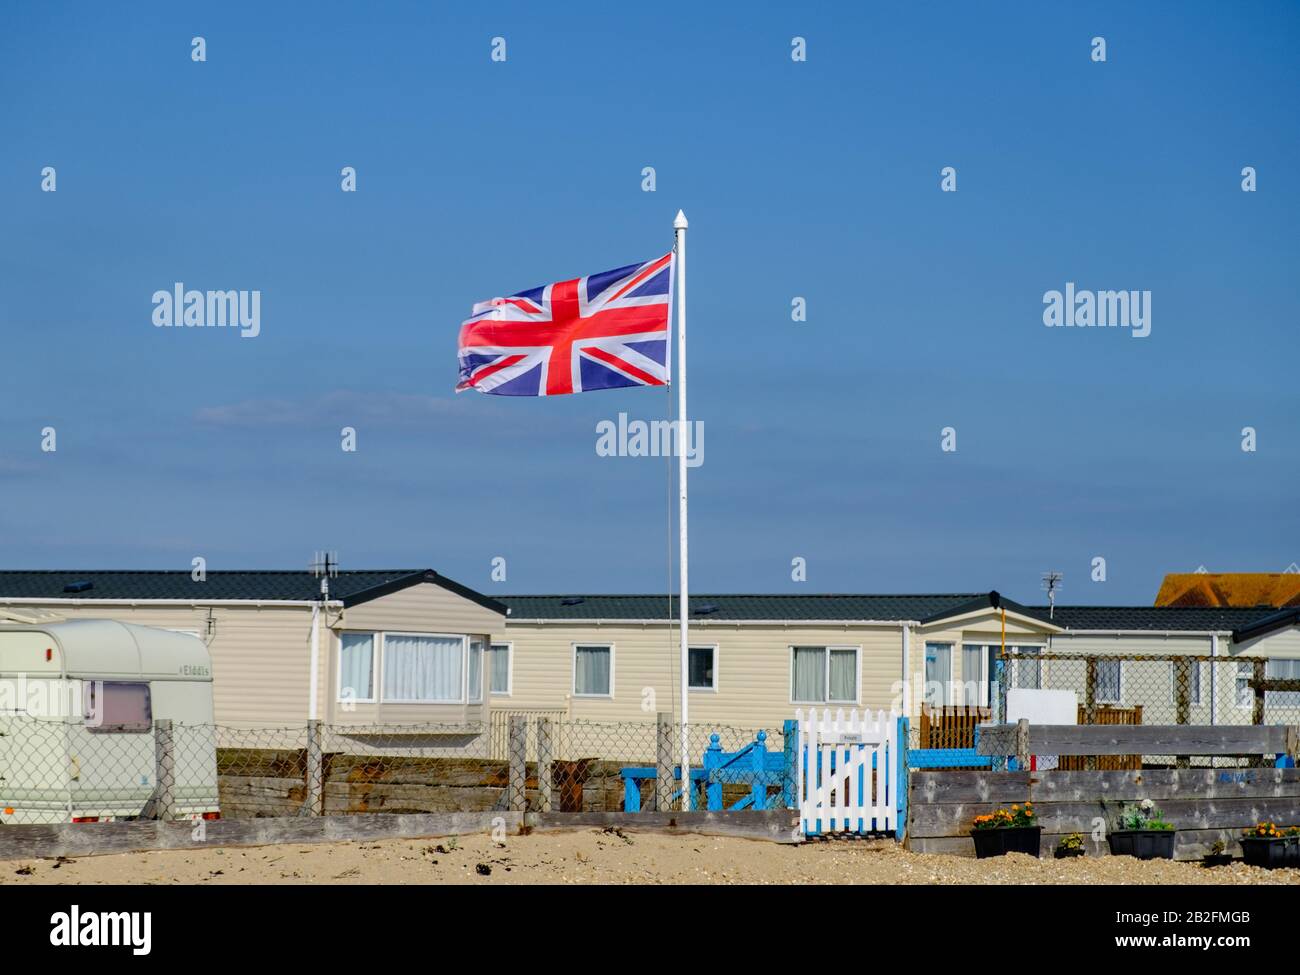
[[673, 209, 688, 230]]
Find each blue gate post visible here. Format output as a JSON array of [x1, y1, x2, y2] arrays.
[[896, 716, 909, 841], [750, 730, 768, 810], [781, 719, 797, 809], [703, 735, 724, 811], [623, 773, 642, 812]]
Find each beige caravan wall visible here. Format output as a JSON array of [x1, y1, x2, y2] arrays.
[[0, 602, 313, 727], [1234, 626, 1300, 658], [340, 582, 503, 635], [327, 582, 506, 726], [494, 621, 906, 728]]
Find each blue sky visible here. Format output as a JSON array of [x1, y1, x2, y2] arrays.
[[1, 1, 1296, 604]]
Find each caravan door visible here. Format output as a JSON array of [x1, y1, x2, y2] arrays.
[[68, 679, 156, 820]]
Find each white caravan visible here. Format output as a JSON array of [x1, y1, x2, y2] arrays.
[[0, 619, 219, 824]]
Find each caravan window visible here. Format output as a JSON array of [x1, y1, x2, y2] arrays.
[[923, 643, 952, 707], [381, 633, 465, 703], [467, 639, 484, 703], [791, 646, 859, 704], [84, 681, 152, 733], [1267, 659, 1300, 708], [489, 643, 512, 695], [338, 632, 377, 702]]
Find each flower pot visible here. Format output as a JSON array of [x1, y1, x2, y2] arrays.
[[1287, 836, 1300, 867], [1108, 829, 1175, 860], [1201, 854, 1233, 868], [971, 826, 1042, 859], [1241, 837, 1290, 869], [1054, 847, 1085, 859]]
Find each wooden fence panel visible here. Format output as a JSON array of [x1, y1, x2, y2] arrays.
[[1059, 704, 1143, 771], [908, 767, 1300, 860], [918, 706, 991, 749], [976, 723, 1291, 758]]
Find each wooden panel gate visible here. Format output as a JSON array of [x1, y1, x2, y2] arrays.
[[795, 708, 902, 837]]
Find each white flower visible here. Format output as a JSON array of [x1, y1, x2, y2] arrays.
[[1140, 798, 1154, 811]]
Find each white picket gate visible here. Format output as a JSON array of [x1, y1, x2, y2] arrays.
[[795, 708, 902, 837]]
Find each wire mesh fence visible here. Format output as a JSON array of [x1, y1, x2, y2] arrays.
[[996, 651, 1300, 767], [9, 653, 1294, 826], [907, 651, 1300, 768], [0, 713, 224, 824], [0, 713, 789, 823]]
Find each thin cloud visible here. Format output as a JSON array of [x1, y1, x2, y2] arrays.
[[0, 458, 41, 478], [195, 390, 484, 429]]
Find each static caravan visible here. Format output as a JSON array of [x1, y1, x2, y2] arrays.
[[0, 619, 219, 824]]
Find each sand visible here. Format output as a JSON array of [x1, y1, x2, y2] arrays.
[[4, 830, 1299, 885]]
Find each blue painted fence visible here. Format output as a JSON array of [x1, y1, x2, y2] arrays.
[[620, 722, 798, 812], [905, 726, 994, 770]]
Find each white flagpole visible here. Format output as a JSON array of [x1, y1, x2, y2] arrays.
[[673, 209, 690, 809]]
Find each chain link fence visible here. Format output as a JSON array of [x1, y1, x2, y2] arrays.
[[910, 651, 1300, 766], [995, 651, 1300, 768], [0, 713, 789, 824]]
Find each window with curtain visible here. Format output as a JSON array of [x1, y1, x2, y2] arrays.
[[1236, 662, 1253, 708], [468, 639, 484, 703], [1170, 661, 1202, 706], [490, 644, 511, 695], [828, 648, 856, 703], [381, 633, 464, 702], [791, 647, 825, 702], [961, 644, 990, 706], [688, 646, 716, 690], [1011, 646, 1042, 690], [924, 643, 952, 707], [574, 645, 612, 696], [1266, 659, 1300, 708], [338, 632, 375, 702], [1096, 658, 1122, 703], [791, 647, 856, 703]]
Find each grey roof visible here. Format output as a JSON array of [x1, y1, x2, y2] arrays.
[[917, 592, 1053, 626], [502, 593, 984, 622], [0, 571, 1284, 635], [1044, 606, 1280, 632], [1223, 607, 1300, 643], [0, 569, 507, 614], [500, 593, 1282, 633]]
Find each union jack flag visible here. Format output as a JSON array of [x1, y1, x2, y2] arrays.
[[456, 252, 673, 396]]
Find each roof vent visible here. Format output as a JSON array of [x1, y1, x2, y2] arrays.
[[560, 596, 585, 606], [693, 603, 719, 615], [63, 580, 93, 594]]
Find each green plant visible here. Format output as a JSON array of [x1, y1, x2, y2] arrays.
[[1056, 832, 1084, 852], [1117, 799, 1175, 832], [1210, 839, 1226, 855], [972, 802, 1037, 830]]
